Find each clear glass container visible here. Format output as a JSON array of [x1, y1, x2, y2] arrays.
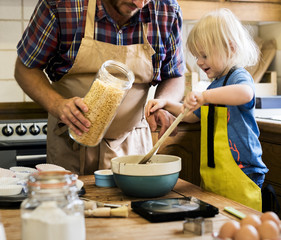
[[0, 215, 6, 240], [21, 171, 85, 240], [69, 60, 135, 146]]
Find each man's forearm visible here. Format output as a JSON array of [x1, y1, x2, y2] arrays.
[[14, 57, 63, 116], [154, 76, 185, 102]]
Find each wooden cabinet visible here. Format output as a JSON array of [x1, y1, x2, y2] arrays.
[[151, 123, 201, 186], [178, 0, 281, 21], [257, 119, 281, 217]]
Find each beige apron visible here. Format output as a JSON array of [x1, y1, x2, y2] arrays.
[[47, 0, 155, 175]]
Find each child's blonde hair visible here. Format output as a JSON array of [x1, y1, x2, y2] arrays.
[[187, 8, 259, 68]]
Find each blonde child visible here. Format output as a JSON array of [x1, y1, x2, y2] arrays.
[[145, 8, 268, 211]]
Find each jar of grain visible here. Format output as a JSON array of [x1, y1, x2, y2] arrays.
[[69, 60, 135, 146], [21, 171, 85, 240]]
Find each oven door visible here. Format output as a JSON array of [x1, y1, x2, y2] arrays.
[[0, 140, 46, 169]]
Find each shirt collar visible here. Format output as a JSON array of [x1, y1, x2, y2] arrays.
[[95, 0, 151, 26]]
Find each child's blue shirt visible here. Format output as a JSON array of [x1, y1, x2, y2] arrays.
[[194, 68, 268, 175]]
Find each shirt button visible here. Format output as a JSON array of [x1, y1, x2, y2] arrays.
[[118, 30, 122, 34], [143, 45, 148, 50]]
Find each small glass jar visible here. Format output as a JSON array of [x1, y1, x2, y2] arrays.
[[21, 171, 85, 240], [0, 215, 6, 240], [69, 60, 135, 146]]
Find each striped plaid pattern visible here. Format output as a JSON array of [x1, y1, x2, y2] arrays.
[[17, 0, 185, 83]]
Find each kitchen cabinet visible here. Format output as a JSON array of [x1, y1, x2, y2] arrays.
[[151, 123, 201, 186], [0, 102, 47, 120], [256, 116, 281, 217], [178, 0, 281, 22]]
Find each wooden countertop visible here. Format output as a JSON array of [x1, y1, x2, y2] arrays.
[[0, 176, 261, 240], [255, 108, 281, 134]]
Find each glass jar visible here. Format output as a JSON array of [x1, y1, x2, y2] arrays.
[[21, 171, 85, 240], [0, 215, 6, 240], [69, 60, 135, 146]]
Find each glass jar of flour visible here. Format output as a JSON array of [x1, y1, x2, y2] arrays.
[[21, 171, 85, 240], [69, 60, 135, 147]]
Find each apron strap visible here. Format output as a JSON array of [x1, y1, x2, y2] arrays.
[[207, 104, 215, 168], [79, 146, 86, 175], [85, 0, 96, 39], [207, 66, 237, 168]]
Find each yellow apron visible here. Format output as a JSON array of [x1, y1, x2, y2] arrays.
[[47, 0, 155, 175], [200, 69, 262, 211]]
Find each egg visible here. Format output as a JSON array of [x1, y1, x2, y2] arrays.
[[234, 225, 259, 240], [257, 219, 280, 239], [240, 214, 261, 228], [260, 211, 280, 229], [218, 221, 240, 239]]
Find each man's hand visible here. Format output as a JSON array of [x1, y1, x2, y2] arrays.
[[146, 109, 177, 139], [54, 97, 91, 136]]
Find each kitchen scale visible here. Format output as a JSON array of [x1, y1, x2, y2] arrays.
[[131, 197, 219, 222]]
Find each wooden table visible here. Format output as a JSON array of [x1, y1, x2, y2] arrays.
[[0, 176, 261, 240]]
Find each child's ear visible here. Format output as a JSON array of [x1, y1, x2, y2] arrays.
[[229, 41, 236, 53]]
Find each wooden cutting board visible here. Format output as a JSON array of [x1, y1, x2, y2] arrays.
[[247, 38, 277, 83]]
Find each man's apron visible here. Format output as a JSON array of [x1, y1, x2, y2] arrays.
[[47, 0, 155, 175], [200, 68, 262, 211]]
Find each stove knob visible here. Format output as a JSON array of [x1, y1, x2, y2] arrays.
[[42, 124, 47, 135], [16, 124, 27, 136], [2, 124, 14, 136], [29, 123, 40, 135]]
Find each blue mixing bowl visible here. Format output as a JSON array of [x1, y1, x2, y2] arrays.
[[111, 155, 181, 198]]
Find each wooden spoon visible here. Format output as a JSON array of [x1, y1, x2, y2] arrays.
[[138, 107, 191, 164]]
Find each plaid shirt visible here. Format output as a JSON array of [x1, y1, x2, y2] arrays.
[[17, 0, 185, 83]]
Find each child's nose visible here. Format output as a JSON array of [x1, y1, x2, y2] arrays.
[[197, 58, 204, 66]]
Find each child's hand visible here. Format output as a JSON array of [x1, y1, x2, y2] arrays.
[[183, 91, 206, 111], [145, 99, 167, 118]]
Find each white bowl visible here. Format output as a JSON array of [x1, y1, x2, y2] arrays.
[[0, 177, 20, 185], [0, 185, 22, 196], [9, 166, 37, 173], [36, 164, 66, 172], [0, 168, 16, 178]]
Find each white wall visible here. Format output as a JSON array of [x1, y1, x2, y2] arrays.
[[0, 0, 37, 102]]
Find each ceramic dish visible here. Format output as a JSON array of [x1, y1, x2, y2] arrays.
[[0, 185, 22, 196], [0, 187, 86, 208], [0, 177, 20, 185], [111, 154, 181, 198], [10, 166, 38, 179], [94, 169, 116, 187], [35, 163, 66, 172], [0, 168, 16, 178]]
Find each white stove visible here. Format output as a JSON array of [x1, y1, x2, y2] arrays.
[[0, 119, 47, 143], [0, 119, 47, 169]]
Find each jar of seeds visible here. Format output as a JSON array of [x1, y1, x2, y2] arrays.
[[69, 60, 135, 146]]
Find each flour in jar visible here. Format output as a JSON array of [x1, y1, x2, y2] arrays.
[[21, 201, 85, 240]]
